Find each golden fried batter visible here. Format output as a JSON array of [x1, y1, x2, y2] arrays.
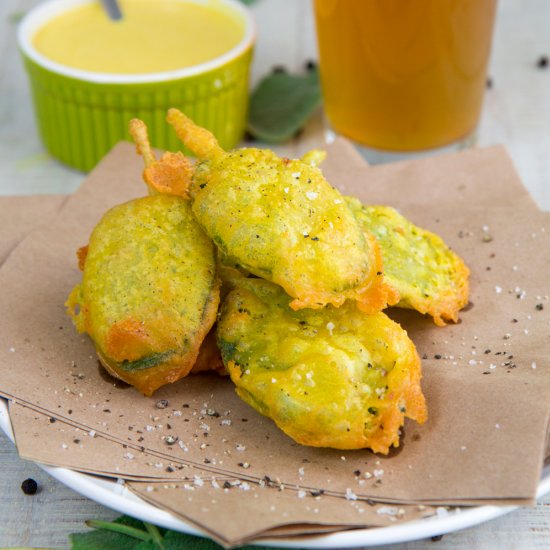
[[217, 278, 427, 453], [346, 198, 470, 326], [66, 194, 220, 395], [129, 118, 193, 198], [131, 111, 398, 314]]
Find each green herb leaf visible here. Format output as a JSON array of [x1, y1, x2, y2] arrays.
[[71, 516, 152, 549], [70, 515, 274, 550], [247, 68, 322, 143], [8, 10, 26, 23]]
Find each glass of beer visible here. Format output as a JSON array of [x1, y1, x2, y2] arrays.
[[313, 0, 497, 162]]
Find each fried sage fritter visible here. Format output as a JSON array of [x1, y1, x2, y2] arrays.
[[130, 111, 398, 314], [346, 198, 470, 326], [217, 278, 427, 453], [66, 194, 220, 396]]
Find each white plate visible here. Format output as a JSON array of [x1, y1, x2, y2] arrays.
[[1, 397, 549, 548]]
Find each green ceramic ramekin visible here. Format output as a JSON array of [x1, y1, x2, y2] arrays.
[[18, 0, 256, 172]]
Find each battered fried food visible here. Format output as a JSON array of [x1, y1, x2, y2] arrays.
[[346, 198, 470, 326], [66, 194, 220, 396], [217, 277, 427, 453], [131, 111, 398, 314]]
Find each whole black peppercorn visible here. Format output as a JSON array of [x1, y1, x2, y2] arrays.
[[305, 59, 317, 71], [21, 478, 38, 495], [271, 65, 287, 74], [536, 55, 548, 69]]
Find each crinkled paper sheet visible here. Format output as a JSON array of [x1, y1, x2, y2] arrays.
[[0, 142, 549, 546]]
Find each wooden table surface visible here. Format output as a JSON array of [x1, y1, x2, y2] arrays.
[[1, 0, 549, 548]]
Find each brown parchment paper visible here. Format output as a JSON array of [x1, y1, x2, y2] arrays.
[[126, 479, 438, 548], [0, 194, 66, 266], [0, 141, 549, 545]]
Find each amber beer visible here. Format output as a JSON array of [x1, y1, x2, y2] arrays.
[[314, 0, 497, 152]]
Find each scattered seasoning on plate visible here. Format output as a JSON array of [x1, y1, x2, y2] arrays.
[[21, 478, 38, 495]]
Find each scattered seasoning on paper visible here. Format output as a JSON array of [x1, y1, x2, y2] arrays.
[[536, 55, 548, 69]]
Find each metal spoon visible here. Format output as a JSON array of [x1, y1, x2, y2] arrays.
[[100, 0, 123, 21]]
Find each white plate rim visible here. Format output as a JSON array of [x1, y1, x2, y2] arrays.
[[1, 397, 548, 548]]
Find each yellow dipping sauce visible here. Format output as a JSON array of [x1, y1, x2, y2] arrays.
[[33, 0, 245, 74]]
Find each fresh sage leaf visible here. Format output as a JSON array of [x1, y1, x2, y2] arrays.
[[70, 514, 276, 550], [70, 516, 153, 549], [70, 527, 145, 550], [247, 67, 322, 143]]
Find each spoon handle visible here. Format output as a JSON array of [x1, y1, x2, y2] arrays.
[[100, 0, 123, 21]]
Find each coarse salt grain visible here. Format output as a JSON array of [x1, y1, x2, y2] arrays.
[[236, 444, 246, 451], [326, 321, 335, 335], [297, 490, 306, 499], [495, 286, 502, 294], [123, 452, 135, 460], [532, 362, 537, 369], [377, 506, 399, 516], [345, 488, 358, 500]]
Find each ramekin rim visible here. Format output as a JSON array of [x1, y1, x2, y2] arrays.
[[17, 0, 256, 85]]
